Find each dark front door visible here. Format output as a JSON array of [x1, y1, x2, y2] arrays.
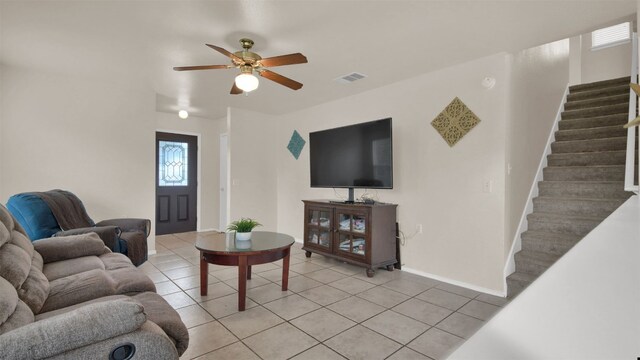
[[156, 132, 198, 235]]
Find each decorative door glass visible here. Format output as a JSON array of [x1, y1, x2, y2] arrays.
[[158, 141, 189, 186]]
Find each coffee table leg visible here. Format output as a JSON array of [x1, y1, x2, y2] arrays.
[[238, 256, 247, 311], [200, 255, 208, 296], [281, 247, 290, 291], [247, 265, 252, 280]]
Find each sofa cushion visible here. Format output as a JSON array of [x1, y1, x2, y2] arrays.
[[17, 252, 50, 314], [0, 300, 35, 336], [0, 243, 31, 289], [41, 269, 118, 313], [34, 232, 109, 264], [0, 277, 18, 325], [43, 256, 105, 281], [100, 252, 139, 270], [6, 193, 61, 241], [0, 218, 51, 314], [109, 268, 156, 294]]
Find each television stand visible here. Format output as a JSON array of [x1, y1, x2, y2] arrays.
[[302, 200, 398, 277]]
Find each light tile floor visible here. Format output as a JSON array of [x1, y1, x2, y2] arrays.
[[145, 232, 509, 360]]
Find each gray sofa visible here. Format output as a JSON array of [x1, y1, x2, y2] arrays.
[[0, 204, 189, 359]]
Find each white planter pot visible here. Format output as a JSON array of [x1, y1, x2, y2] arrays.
[[236, 231, 252, 241], [235, 239, 252, 249]]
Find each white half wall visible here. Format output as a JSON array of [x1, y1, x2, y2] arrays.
[[227, 107, 278, 231], [275, 53, 510, 293], [156, 112, 226, 231], [450, 196, 640, 359], [0, 65, 157, 251]]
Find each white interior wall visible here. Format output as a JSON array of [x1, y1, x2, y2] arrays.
[[274, 54, 510, 293], [227, 107, 278, 231], [156, 112, 225, 231], [506, 40, 570, 260], [0, 65, 157, 251], [569, 36, 583, 86]]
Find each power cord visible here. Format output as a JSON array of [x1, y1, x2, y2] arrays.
[[397, 230, 406, 246], [333, 188, 347, 201]]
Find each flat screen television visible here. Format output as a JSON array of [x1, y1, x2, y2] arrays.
[[309, 118, 393, 203]]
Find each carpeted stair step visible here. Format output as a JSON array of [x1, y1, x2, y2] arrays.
[[538, 180, 631, 199], [543, 165, 625, 181], [563, 94, 628, 111], [507, 272, 537, 298], [566, 84, 630, 102], [547, 150, 627, 166], [554, 125, 627, 141], [568, 76, 630, 93], [521, 230, 582, 256], [527, 212, 602, 236], [532, 196, 626, 218], [551, 137, 626, 153], [513, 249, 561, 277], [561, 103, 628, 120], [558, 113, 628, 130]]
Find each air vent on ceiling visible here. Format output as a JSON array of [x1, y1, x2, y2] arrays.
[[335, 72, 367, 84]]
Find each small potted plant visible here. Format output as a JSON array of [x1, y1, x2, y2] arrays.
[[227, 218, 261, 241]]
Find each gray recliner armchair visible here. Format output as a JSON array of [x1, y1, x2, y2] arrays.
[[7, 189, 150, 266]]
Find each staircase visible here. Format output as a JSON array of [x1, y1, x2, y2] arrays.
[[507, 76, 635, 298]]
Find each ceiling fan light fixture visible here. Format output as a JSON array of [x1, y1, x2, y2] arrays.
[[235, 72, 259, 92]]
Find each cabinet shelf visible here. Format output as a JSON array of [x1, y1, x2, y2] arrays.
[[302, 200, 398, 277]]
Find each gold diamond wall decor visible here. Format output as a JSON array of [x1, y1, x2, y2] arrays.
[[431, 97, 481, 147]]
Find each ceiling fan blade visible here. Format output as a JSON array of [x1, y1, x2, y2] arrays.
[[173, 65, 231, 71], [258, 69, 303, 90], [258, 53, 308, 67], [206, 44, 243, 63], [230, 82, 243, 95]]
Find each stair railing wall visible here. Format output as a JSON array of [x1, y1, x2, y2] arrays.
[[503, 85, 570, 288], [624, 32, 638, 193]]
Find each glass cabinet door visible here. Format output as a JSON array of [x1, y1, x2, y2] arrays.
[[336, 211, 367, 257], [307, 208, 332, 250]]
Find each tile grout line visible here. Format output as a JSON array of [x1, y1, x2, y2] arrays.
[[153, 234, 508, 359]]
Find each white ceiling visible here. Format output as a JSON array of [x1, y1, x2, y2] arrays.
[[1, 1, 636, 119]]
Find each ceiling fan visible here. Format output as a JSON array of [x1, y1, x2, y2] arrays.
[[173, 38, 308, 95]]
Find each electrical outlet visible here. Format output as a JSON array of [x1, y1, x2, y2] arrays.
[[416, 224, 423, 234]]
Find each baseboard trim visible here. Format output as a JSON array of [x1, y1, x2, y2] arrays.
[[148, 249, 157, 256], [403, 266, 506, 298], [197, 228, 220, 233]]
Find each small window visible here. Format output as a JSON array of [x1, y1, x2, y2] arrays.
[[592, 22, 631, 50]]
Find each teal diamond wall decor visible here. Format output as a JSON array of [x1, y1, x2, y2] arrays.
[[287, 130, 305, 160]]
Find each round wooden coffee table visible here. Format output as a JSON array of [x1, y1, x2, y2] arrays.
[[195, 231, 295, 311]]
